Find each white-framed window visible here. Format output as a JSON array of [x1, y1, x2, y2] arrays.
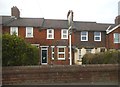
[[57, 46, 66, 60], [78, 49, 81, 60], [51, 46, 54, 60], [47, 29, 54, 39], [61, 29, 68, 39], [81, 31, 88, 41], [94, 32, 101, 41], [114, 33, 120, 43], [10, 27, 18, 36], [26, 27, 33, 38], [86, 48, 92, 53]]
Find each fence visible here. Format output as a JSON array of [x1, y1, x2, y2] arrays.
[[2, 64, 119, 85]]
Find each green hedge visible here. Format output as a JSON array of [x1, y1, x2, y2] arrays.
[[82, 50, 120, 64], [2, 34, 39, 66]]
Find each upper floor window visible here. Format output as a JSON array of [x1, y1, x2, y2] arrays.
[[61, 29, 68, 39], [10, 27, 18, 36], [47, 29, 54, 39], [94, 32, 101, 41], [26, 27, 33, 38], [114, 33, 120, 43], [81, 31, 88, 41]]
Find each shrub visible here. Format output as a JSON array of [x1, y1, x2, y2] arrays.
[[2, 34, 39, 66], [82, 50, 120, 64]]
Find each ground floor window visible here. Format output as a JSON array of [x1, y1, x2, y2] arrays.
[[57, 46, 66, 60], [86, 48, 92, 53], [51, 46, 54, 60], [78, 49, 81, 60]]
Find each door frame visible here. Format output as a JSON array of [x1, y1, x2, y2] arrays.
[[41, 46, 48, 65]]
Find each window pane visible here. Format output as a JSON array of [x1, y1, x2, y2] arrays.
[[59, 48, 64, 52], [63, 30, 67, 33], [95, 37, 100, 40], [82, 37, 86, 40], [63, 35, 67, 38], [49, 30, 52, 33], [59, 54, 64, 58], [114, 33, 119, 43]]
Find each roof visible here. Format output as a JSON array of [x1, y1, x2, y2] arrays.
[[1, 16, 114, 31], [1, 16, 44, 27], [74, 21, 113, 31], [43, 19, 68, 29]]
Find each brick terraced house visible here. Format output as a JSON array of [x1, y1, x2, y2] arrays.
[[1, 6, 120, 65]]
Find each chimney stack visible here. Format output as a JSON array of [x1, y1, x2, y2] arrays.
[[115, 15, 120, 25], [11, 6, 20, 18]]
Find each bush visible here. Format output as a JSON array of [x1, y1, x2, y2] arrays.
[[2, 34, 39, 66], [82, 50, 120, 64]]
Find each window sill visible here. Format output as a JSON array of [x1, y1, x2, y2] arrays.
[[58, 58, 65, 60], [114, 42, 120, 44], [47, 38, 54, 39], [81, 40, 88, 41], [61, 38, 68, 39], [94, 40, 101, 42], [25, 36, 34, 38]]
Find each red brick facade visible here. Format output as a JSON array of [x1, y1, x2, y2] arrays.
[[106, 27, 120, 49]]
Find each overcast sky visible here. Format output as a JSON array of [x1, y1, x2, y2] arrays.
[[0, 0, 120, 23]]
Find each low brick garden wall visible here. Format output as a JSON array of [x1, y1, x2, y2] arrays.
[[2, 64, 119, 85]]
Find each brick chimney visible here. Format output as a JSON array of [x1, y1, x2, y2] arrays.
[[11, 6, 20, 18], [115, 15, 120, 25]]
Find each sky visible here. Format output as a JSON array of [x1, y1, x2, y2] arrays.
[[0, 0, 120, 24]]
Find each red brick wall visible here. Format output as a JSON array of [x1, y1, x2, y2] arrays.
[[2, 64, 119, 85], [74, 31, 106, 48], [106, 27, 120, 49]]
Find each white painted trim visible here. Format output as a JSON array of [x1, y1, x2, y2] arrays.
[[57, 46, 66, 48], [106, 24, 120, 34], [40, 46, 49, 48]]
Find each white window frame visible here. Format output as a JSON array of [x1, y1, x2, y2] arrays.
[[10, 27, 18, 36], [114, 33, 120, 43], [47, 29, 54, 39], [81, 31, 88, 41], [57, 46, 66, 60], [94, 32, 101, 41], [26, 27, 33, 38], [51, 46, 55, 60], [61, 29, 68, 39], [78, 49, 82, 60]]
